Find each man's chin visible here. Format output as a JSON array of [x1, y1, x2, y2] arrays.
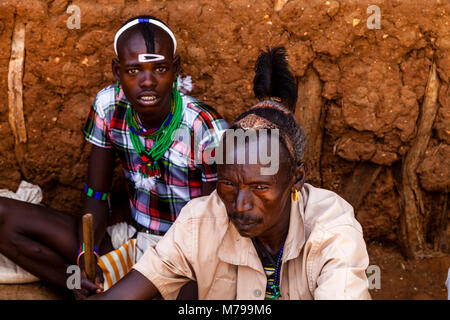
[[233, 222, 260, 238], [132, 101, 162, 111]]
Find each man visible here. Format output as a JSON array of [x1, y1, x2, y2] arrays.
[[90, 47, 371, 300], [0, 16, 226, 299]]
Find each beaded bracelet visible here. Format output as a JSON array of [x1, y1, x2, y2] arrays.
[[76, 243, 99, 266], [84, 184, 108, 201]]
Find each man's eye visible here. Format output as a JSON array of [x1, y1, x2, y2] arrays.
[[127, 68, 139, 74], [254, 185, 268, 190], [221, 181, 233, 187], [156, 67, 168, 73]]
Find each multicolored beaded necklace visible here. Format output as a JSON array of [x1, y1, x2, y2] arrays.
[[269, 244, 284, 299], [123, 84, 183, 178], [252, 236, 287, 300]]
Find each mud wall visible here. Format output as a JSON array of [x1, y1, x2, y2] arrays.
[[0, 0, 448, 252]]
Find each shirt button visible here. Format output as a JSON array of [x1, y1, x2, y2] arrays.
[[254, 289, 262, 297]]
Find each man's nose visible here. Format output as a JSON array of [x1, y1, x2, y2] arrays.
[[235, 189, 253, 213], [139, 71, 156, 88]]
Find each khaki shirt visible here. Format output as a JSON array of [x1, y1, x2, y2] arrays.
[[133, 183, 371, 300]]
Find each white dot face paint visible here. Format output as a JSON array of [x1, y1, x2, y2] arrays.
[[138, 53, 165, 63]]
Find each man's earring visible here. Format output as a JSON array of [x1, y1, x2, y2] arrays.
[[116, 81, 120, 97], [292, 189, 298, 202]]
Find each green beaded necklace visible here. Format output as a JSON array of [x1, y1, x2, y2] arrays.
[[125, 86, 183, 178]]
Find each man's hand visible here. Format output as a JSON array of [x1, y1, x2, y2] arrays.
[[72, 256, 105, 300], [85, 270, 161, 300]]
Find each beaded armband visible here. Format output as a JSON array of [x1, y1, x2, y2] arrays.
[[84, 184, 108, 201], [76, 243, 99, 266]]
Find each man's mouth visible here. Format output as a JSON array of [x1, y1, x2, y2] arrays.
[[137, 94, 159, 106], [231, 217, 259, 229]]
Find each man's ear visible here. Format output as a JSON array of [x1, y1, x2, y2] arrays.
[[292, 162, 308, 192], [173, 55, 181, 79], [112, 58, 121, 81]]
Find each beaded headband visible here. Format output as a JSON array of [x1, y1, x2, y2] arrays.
[[114, 18, 177, 56], [237, 114, 278, 130], [234, 101, 296, 160], [250, 99, 291, 114]]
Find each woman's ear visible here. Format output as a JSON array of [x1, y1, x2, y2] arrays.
[[112, 58, 121, 81], [292, 162, 308, 192]]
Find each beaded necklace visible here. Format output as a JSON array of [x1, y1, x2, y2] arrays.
[[124, 85, 183, 178], [269, 243, 284, 299], [253, 236, 287, 300]]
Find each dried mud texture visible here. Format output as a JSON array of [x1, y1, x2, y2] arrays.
[[356, 168, 401, 242], [0, 0, 449, 247], [418, 141, 450, 192]]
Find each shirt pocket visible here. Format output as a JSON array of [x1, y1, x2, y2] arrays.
[[205, 276, 237, 300]]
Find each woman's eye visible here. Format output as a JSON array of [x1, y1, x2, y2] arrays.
[[127, 68, 139, 74]]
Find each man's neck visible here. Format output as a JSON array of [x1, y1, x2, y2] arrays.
[[133, 94, 172, 129], [139, 107, 170, 129], [256, 209, 290, 256]]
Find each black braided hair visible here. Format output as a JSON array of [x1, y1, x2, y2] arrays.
[[119, 15, 171, 57], [253, 46, 298, 112]]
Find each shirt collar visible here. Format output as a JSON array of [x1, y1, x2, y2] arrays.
[[217, 187, 307, 270]]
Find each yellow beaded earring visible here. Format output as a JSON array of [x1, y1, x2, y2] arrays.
[[292, 189, 298, 202]]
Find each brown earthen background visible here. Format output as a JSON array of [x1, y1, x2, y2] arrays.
[[0, 0, 449, 298]]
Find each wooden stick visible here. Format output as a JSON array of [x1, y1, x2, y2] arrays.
[[8, 17, 27, 144], [295, 67, 324, 186], [399, 62, 440, 259], [434, 193, 448, 252], [82, 213, 96, 283]]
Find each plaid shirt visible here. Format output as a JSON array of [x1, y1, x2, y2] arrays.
[[83, 84, 227, 234]]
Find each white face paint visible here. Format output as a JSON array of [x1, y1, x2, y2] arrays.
[[138, 53, 165, 63]]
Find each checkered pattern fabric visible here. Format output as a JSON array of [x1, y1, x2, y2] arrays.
[[83, 84, 227, 234]]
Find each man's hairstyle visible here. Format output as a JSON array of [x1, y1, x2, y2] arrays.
[[253, 46, 298, 112], [231, 46, 306, 166], [119, 15, 171, 56]]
